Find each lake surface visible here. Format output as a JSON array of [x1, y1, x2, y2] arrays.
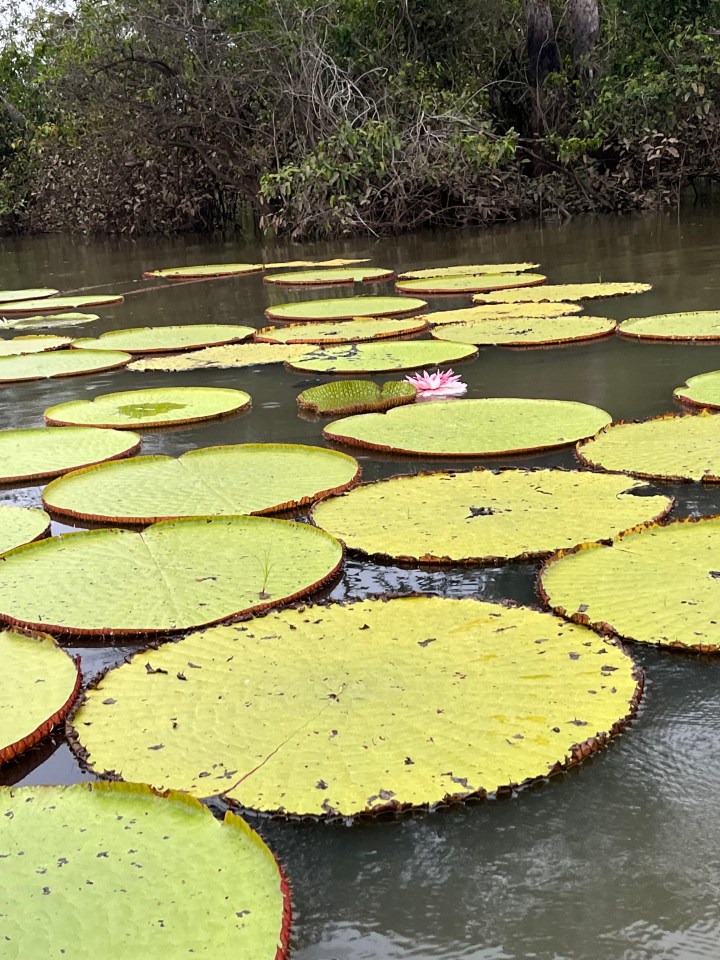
[[2, 209, 720, 959]]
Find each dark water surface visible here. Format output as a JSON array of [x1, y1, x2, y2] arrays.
[[2, 211, 720, 959]]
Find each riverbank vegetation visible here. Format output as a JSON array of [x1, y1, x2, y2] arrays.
[[0, 0, 718, 237]]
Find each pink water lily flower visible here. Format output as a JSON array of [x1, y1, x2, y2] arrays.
[[405, 368, 467, 400]]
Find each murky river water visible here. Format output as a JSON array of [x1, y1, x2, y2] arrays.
[[2, 208, 720, 959]]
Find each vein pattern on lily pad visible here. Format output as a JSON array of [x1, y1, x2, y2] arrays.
[[472, 282, 651, 304], [426, 302, 582, 325], [298, 380, 416, 416], [540, 517, 720, 652], [674, 370, 720, 409], [618, 311, 720, 341], [129, 343, 311, 372], [311, 469, 672, 564], [0, 783, 290, 959], [0, 427, 141, 483], [43, 443, 360, 523], [395, 272, 547, 295], [576, 412, 720, 482], [0, 629, 80, 762], [398, 263, 540, 279], [0, 349, 131, 383], [0, 505, 50, 554], [431, 315, 616, 346], [324, 398, 612, 457], [72, 324, 255, 354], [45, 386, 251, 429], [256, 316, 428, 344], [0, 516, 343, 635], [0, 294, 124, 315], [264, 267, 394, 286], [264, 296, 427, 322], [70, 597, 641, 817], [0, 335, 72, 356], [286, 341, 477, 374]]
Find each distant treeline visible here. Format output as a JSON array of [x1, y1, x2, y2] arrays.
[[0, 0, 718, 237]]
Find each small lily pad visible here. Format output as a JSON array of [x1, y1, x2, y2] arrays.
[[618, 311, 720, 341], [674, 370, 720, 408], [256, 317, 428, 344], [0, 335, 72, 356], [45, 387, 251, 429], [72, 324, 255, 354], [298, 380, 417, 415], [431, 315, 616, 346], [0, 349, 131, 384], [0, 427, 141, 484], [0, 295, 124, 315], [143, 263, 263, 279], [264, 296, 427, 322], [398, 263, 540, 279], [286, 341, 477, 374], [395, 273, 547, 295], [264, 267, 395, 286], [473, 282, 652, 304]]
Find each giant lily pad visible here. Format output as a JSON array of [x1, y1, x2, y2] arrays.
[[0, 629, 80, 762], [0, 288, 58, 305], [298, 380, 416, 415], [265, 258, 370, 269], [0, 505, 50, 553], [618, 311, 720, 341], [45, 387, 252, 429], [427, 302, 583, 325], [0, 782, 290, 959], [395, 273, 547, 295], [143, 263, 263, 279], [70, 596, 641, 816], [0, 516, 342, 635], [540, 517, 720, 652], [398, 263, 540, 279], [264, 296, 427, 322], [286, 341, 477, 374], [431, 315, 616, 346], [43, 443, 360, 523], [0, 335, 72, 356], [0, 295, 124, 315], [2, 313, 99, 330], [129, 343, 311, 373], [311, 468, 672, 564], [72, 324, 255, 354], [0, 427, 141, 483], [472, 282, 652, 304], [256, 316, 428, 344], [324, 398, 612, 456], [576, 412, 720, 482], [264, 267, 394, 286], [0, 349, 131, 384], [674, 371, 720, 409]]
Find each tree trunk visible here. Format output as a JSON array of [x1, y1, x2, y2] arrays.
[[522, 0, 561, 88], [567, 0, 600, 68]]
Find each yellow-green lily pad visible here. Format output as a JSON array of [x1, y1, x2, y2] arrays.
[[43, 443, 360, 523], [69, 597, 641, 816], [0, 295, 124, 315], [129, 343, 311, 373], [618, 311, 720, 340], [0, 335, 72, 356], [0, 505, 50, 554], [256, 316, 428, 344], [473, 282, 651, 304], [431, 315, 616, 346], [0, 782, 290, 959], [311, 468, 672, 564], [674, 370, 720, 409], [45, 386, 251, 429], [0, 628, 80, 763], [427, 302, 583, 325], [540, 517, 720, 653], [286, 341, 477, 374], [0, 427, 141, 484], [0, 350, 131, 384], [324, 398, 612, 457], [2, 313, 99, 330], [264, 267, 395, 286], [395, 273, 547, 295], [264, 258, 370, 268], [298, 380, 416, 415], [576, 411, 720, 482], [72, 324, 255, 354], [143, 263, 263, 279], [264, 296, 427, 322], [0, 288, 59, 305], [398, 263, 540, 279]]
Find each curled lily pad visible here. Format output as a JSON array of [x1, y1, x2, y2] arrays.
[[43, 443, 360, 523], [431, 315, 616, 347], [540, 517, 720, 653], [473, 282, 652, 304], [0, 350, 131, 384], [0, 335, 72, 356], [0, 628, 80, 763], [129, 343, 311, 373], [264, 267, 394, 286], [311, 468, 672, 564], [674, 371, 720, 409], [286, 341, 477, 374], [256, 316, 428, 344], [576, 412, 720, 482], [143, 263, 263, 279], [0, 427, 141, 484], [298, 380, 416, 416], [0, 516, 343, 635], [427, 302, 583, 325], [618, 311, 720, 341], [0, 505, 50, 554], [0, 288, 59, 304], [264, 296, 427, 322], [0, 782, 290, 959], [72, 324, 255, 354], [2, 313, 99, 331], [398, 263, 540, 279], [0, 295, 124, 315], [324, 398, 612, 457], [45, 387, 251, 429], [395, 273, 547, 295], [70, 596, 641, 816]]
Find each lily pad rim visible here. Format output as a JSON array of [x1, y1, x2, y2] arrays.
[[674, 374, 720, 410], [0, 349, 132, 384], [262, 267, 397, 287], [617, 312, 720, 341], [394, 273, 548, 295]]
